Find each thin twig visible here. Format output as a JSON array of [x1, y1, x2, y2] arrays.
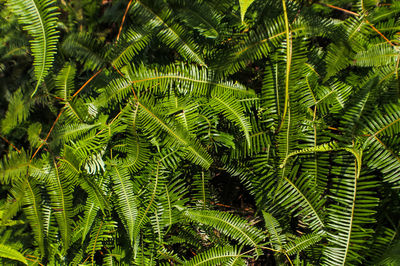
[[284, 252, 294, 266], [31, 109, 65, 160], [278, 0, 292, 132], [0, 134, 21, 153], [71, 68, 103, 99], [25, 255, 44, 266], [130, 86, 138, 100], [112, 64, 125, 77], [366, 21, 395, 47], [31, 66, 101, 159], [259, 246, 293, 266], [318, 3, 396, 47], [116, 0, 134, 41], [92, 221, 104, 266], [319, 3, 359, 17]]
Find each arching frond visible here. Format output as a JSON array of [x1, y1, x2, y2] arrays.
[[181, 208, 265, 247], [362, 102, 400, 184], [209, 92, 252, 148], [21, 177, 45, 256], [283, 232, 323, 256], [183, 245, 243, 266], [0, 150, 30, 184], [123, 63, 254, 98], [0, 244, 27, 265], [110, 27, 151, 69], [1, 89, 31, 134], [85, 219, 116, 265], [322, 154, 379, 266], [108, 162, 138, 246], [262, 212, 286, 250], [48, 160, 74, 251], [137, 100, 213, 169], [62, 33, 107, 71], [130, 1, 205, 65], [272, 173, 325, 232], [55, 63, 76, 101], [6, 0, 59, 95]]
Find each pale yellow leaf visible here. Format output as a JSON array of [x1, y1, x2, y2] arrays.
[[239, 0, 255, 22]]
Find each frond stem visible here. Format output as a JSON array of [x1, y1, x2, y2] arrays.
[[31, 109, 65, 160], [25, 256, 44, 266], [116, 0, 134, 41], [112, 65, 126, 78], [92, 221, 104, 265], [318, 3, 396, 47], [372, 117, 400, 137], [0, 134, 21, 153], [278, 0, 292, 132], [318, 3, 359, 16], [71, 68, 103, 99], [258, 246, 293, 266]]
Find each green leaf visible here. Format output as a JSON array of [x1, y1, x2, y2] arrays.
[[183, 246, 243, 266], [7, 0, 59, 96], [283, 232, 323, 256], [109, 163, 138, 246], [239, 0, 255, 22], [210, 92, 252, 149], [262, 212, 286, 250], [0, 244, 27, 265], [182, 209, 265, 247]]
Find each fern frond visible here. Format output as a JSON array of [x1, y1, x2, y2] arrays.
[[22, 177, 45, 256], [362, 103, 400, 184], [85, 219, 116, 265], [1, 89, 31, 134], [262, 212, 286, 250], [133, 162, 167, 240], [109, 162, 139, 246], [62, 33, 107, 71], [322, 154, 379, 266], [55, 63, 76, 101], [273, 173, 325, 232], [110, 27, 151, 69], [0, 244, 27, 265], [354, 44, 399, 67], [123, 63, 254, 98], [183, 245, 243, 266], [192, 171, 211, 207], [176, 2, 222, 39], [46, 160, 74, 251], [366, 227, 397, 265], [209, 92, 252, 148], [283, 232, 323, 256], [131, 1, 205, 65], [137, 100, 213, 169], [182, 208, 265, 247], [213, 17, 288, 74], [7, 0, 59, 96], [314, 80, 353, 115], [0, 150, 30, 184]]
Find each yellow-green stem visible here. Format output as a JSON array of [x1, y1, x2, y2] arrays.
[[278, 0, 292, 132]]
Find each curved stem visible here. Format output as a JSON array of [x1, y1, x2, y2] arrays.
[[278, 0, 292, 132]]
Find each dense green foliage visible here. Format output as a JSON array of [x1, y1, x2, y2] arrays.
[[1, 0, 400, 265]]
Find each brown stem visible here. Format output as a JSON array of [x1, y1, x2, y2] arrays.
[[71, 68, 103, 99], [116, 0, 134, 41], [31, 109, 65, 160], [319, 3, 359, 16], [318, 3, 396, 47], [0, 135, 21, 153]]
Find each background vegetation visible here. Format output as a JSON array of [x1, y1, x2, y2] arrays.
[[1, 0, 400, 265]]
